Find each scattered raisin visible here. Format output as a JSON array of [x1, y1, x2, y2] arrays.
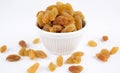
[[102, 35, 108, 41], [69, 65, 83, 73], [19, 40, 27, 48], [48, 62, 56, 72], [6, 54, 21, 62], [29, 49, 36, 60], [33, 38, 40, 44], [35, 50, 47, 59], [56, 55, 63, 67], [24, 49, 30, 56], [0, 45, 7, 53], [96, 49, 110, 62], [27, 62, 39, 73], [66, 56, 81, 64], [110, 46, 119, 55], [88, 40, 97, 47], [18, 47, 26, 56]]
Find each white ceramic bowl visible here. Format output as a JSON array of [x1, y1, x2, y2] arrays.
[[36, 23, 86, 55]]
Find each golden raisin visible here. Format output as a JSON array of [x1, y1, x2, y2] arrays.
[[61, 23, 76, 32], [35, 50, 47, 59], [96, 54, 107, 62], [48, 62, 56, 72], [72, 56, 81, 64], [56, 2, 73, 15], [56, 55, 63, 67], [73, 11, 85, 20], [100, 49, 110, 58], [19, 40, 27, 48], [33, 38, 40, 44], [50, 24, 63, 32], [73, 15, 83, 30], [42, 7, 58, 24], [88, 40, 97, 47], [27, 62, 39, 73], [18, 47, 26, 56], [96, 49, 110, 62], [6, 54, 21, 62], [72, 51, 84, 57], [24, 49, 30, 56], [102, 35, 108, 41], [110, 46, 119, 55], [42, 24, 52, 32], [69, 65, 83, 73], [29, 49, 36, 60], [37, 11, 45, 28], [53, 12, 74, 27], [66, 56, 81, 64], [0, 45, 7, 53]]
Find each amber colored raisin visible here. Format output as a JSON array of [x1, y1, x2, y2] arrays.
[[66, 51, 84, 64], [56, 55, 63, 67], [18, 47, 26, 56], [50, 24, 63, 32], [37, 11, 45, 28], [73, 15, 82, 30], [110, 46, 119, 55], [72, 56, 81, 64], [33, 38, 40, 44], [73, 11, 85, 20], [27, 62, 39, 73], [88, 40, 97, 47], [66, 56, 81, 64], [72, 51, 84, 57], [96, 54, 108, 62], [48, 62, 56, 72], [69, 65, 83, 73], [42, 7, 58, 24], [24, 49, 30, 56], [96, 49, 110, 62], [29, 49, 36, 60], [35, 50, 47, 59], [6, 54, 21, 62], [100, 49, 110, 58], [102, 35, 108, 41], [0, 45, 7, 53], [61, 23, 76, 33], [19, 40, 27, 48]]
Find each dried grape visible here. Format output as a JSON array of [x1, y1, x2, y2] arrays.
[[48, 62, 56, 72], [0, 45, 7, 53], [56, 55, 63, 67]]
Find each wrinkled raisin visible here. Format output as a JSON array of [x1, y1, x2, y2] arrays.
[[88, 40, 97, 47], [69, 65, 83, 73], [18, 47, 26, 56], [35, 50, 47, 59], [27, 62, 39, 73], [96, 49, 110, 62], [110, 46, 119, 55], [33, 38, 40, 44], [56, 55, 63, 67], [0, 45, 7, 53], [29, 49, 36, 60], [102, 35, 108, 41], [6, 54, 21, 62], [66, 56, 81, 64], [19, 40, 27, 48], [48, 62, 56, 72]]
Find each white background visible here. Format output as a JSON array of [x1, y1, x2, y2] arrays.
[[0, 0, 120, 73]]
